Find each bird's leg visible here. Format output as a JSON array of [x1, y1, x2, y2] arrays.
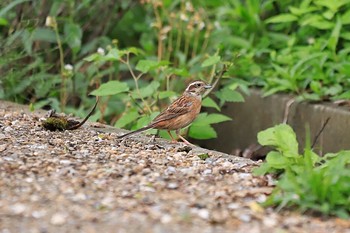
[[167, 130, 177, 143], [175, 129, 192, 145]]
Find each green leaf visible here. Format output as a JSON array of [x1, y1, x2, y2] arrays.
[[120, 47, 144, 55], [188, 124, 217, 139], [115, 110, 139, 128], [288, 6, 317, 16], [341, 9, 350, 24], [158, 91, 176, 99], [253, 163, 271, 176], [135, 115, 152, 129], [300, 15, 334, 29], [135, 60, 169, 73], [201, 55, 221, 67], [132, 81, 160, 99], [90, 81, 129, 96], [258, 124, 299, 158], [193, 113, 231, 125], [0, 17, 8, 26], [266, 151, 290, 169], [215, 88, 244, 105], [328, 16, 342, 52], [84, 53, 102, 62], [198, 154, 210, 160], [31, 28, 56, 43], [64, 22, 82, 54], [202, 97, 220, 111], [332, 90, 350, 100], [266, 14, 298, 24], [165, 67, 189, 77], [0, 0, 30, 17], [104, 48, 120, 61]]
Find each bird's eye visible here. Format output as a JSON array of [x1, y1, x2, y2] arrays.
[[196, 83, 201, 87]]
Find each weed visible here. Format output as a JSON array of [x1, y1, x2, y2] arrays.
[[254, 124, 350, 218]]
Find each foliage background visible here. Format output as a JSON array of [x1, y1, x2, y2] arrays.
[[1, 0, 350, 139]]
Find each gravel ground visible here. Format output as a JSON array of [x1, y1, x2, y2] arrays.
[[0, 101, 349, 233]]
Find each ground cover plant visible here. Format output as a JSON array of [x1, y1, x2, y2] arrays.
[[254, 124, 350, 218]]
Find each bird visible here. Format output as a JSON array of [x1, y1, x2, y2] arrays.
[[117, 80, 212, 144]]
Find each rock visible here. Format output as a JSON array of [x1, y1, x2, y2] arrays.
[[50, 212, 67, 225]]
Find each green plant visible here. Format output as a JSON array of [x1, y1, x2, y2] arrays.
[[1, 0, 247, 141], [84, 44, 242, 140], [254, 124, 350, 218], [211, 0, 350, 101]]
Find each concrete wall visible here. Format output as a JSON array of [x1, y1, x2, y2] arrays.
[[198, 89, 350, 155]]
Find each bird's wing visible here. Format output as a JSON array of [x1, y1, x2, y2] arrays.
[[151, 95, 193, 124]]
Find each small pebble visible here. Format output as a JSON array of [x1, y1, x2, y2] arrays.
[[50, 213, 67, 225]]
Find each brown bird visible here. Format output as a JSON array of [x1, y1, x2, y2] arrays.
[[117, 80, 212, 144]]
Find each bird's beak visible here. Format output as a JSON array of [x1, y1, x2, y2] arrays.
[[204, 84, 212, 89]]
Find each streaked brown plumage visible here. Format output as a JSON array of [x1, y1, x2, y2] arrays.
[[117, 80, 211, 144]]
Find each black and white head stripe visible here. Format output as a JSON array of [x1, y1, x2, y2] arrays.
[[185, 81, 211, 92]]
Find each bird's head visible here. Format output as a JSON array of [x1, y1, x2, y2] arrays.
[[185, 81, 212, 96]]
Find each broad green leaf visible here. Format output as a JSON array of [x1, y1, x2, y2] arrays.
[[266, 14, 298, 24], [258, 124, 299, 158], [84, 49, 120, 62], [227, 36, 251, 49], [31, 28, 56, 43], [135, 115, 151, 129], [115, 110, 139, 128], [64, 22, 82, 54], [135, 60, 168, 73], [215, 88, 244, 105], [201, 55, 221, 67], [84, 53, 102, 62], [119, 47, 143, 55], [165, 67, 189, 77], [158, 91, 176, 99], [266, 151, 290, 169], [193, 113, 231, 125], [202, 97, 220, 111], [104, 48, 119, 61], [134, 112, 159, 134], [90, 81, 129, 96], [188, 124, 217, 139], [132, 81, 160, 99]]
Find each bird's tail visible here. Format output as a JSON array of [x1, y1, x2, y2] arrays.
[[117, 125, 153, 139]]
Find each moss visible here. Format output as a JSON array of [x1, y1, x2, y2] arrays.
[[198, 153, 210, 160], [42, 117, 69, 131]]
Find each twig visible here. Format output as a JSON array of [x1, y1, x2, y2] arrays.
[[283, 98, 296, 124], [311, 117, 331, 149], [68, 97, 99, 130], [203, 64, 231, 98]]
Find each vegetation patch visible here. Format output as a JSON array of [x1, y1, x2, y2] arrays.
[[254, 124, 350, 218]]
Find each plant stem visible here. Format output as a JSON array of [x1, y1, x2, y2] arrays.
[[122, 53, 152, 113], [53, 20, 67, 112]]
